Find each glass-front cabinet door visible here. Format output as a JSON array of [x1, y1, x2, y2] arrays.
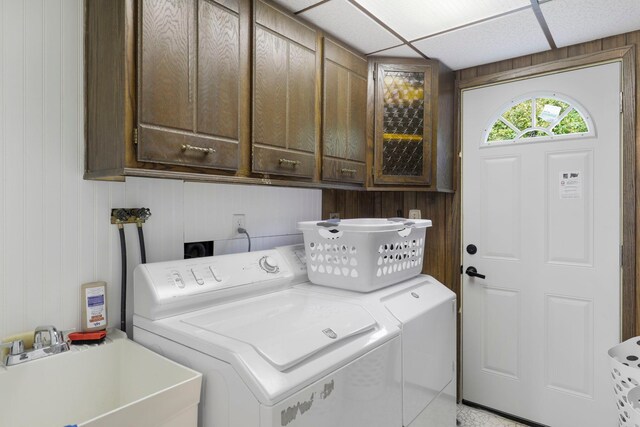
[[374, 62, 434, 185]]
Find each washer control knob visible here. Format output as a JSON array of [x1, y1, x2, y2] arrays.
[[259, 256, 279, 273], [191, 268, 205, 285], [209, 266, 222, 282], [171, 271, 185, 289]]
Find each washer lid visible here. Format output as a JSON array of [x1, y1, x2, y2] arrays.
[[181, 290, 376, 371]]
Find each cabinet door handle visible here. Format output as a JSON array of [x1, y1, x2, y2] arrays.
[[181, 144, 215, 155], [341, 168, 357, 175], [279, 158, 301, 167]]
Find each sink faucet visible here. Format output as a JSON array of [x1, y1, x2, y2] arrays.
[[1, 325, 70, 367], [33, 325, 64, 349]]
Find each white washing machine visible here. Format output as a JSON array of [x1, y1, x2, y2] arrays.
[[133, 245, 455, 427]]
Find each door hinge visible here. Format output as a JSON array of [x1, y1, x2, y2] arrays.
[[133, 127, 138, 145], [620, 91, 624, 113]]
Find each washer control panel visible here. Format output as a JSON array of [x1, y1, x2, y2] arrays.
[[275, 244, 308, 284], [134, 247, 309, 319], [137, 249, 290, 297]]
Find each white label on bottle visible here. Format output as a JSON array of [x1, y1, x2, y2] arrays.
[[86, 286, 107, 328]]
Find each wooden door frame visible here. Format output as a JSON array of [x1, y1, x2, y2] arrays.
[[455, 45, 637, 399]]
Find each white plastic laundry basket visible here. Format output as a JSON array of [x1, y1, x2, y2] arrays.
[[298, 218, 432, 292], [609, 337, 640, 426]]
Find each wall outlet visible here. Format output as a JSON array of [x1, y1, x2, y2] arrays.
[[232, 214, 246, 235], [329, 212, 340, 220], [408, 209, 421, 219]]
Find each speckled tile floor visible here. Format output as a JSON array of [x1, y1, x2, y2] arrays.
[[457, 404, 531, 426]]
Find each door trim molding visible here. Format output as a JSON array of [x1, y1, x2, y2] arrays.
[[457, 45, 637, 340]]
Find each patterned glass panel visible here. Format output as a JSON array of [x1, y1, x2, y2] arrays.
[[382, 70, 424, 176]]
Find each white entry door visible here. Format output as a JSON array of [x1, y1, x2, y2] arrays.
[[462, 62, 621, 427]]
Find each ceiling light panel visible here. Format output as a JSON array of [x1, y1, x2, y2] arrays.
[[300, 0, 402, 54], [353, 0, 530, 41], [413, 8, 549, 70], [269, 0, 324, 14], [371, 44, 422, 58], [541, 0, 640, 48]]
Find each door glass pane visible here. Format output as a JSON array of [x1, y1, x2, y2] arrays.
[[487, 120, 517, 142], [382, 70, 424, 176], [551, 109, 589, 134], [502, 98, 532, 131], [535, 98, 569, 128], [484, 95, 592, 145]]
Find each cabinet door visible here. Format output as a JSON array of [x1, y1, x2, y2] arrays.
[[374, 63, 434, 185], [322, 39, 367, 184], [138, 0, 241, 171], [253, 0, 317, 178], [197, 0, 240, 140], [140, 0, 194, 131]]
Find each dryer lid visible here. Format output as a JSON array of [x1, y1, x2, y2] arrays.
[[181, 290, 376, 371]]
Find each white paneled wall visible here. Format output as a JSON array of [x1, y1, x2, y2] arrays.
[[184, 182, 321, 254], [0, 0, 321, 339]]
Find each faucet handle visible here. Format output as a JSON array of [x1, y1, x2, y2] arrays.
[[0, 339, 24, 356], [33, 325, 61, 349]]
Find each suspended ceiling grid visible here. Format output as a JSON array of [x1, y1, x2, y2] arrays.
[[271, 0, 640, 70]]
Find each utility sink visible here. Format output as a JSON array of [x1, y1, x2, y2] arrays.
[[0, 330, 202, 427]]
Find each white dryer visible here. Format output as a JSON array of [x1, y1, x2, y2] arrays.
[[133, 245, 456, 427], [283, 244, 457, 427], [296, 276, 457, 426]]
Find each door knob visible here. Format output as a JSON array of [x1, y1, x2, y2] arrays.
[[465, 266, 486, 279]]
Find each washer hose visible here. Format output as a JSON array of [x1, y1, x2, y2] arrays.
[[118, 225, 127, 333], [137, 224, 147, 264]]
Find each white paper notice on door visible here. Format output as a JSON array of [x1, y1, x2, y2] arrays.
[[559, 171, 582, 199]]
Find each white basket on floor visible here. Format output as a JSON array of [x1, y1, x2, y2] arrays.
[[609, 337, 640, 426], [298, 218, 432, 292]]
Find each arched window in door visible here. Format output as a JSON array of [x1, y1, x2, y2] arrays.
[[483, 93, 594, 146]]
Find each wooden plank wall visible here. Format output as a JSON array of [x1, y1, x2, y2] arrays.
[[322, 29, 640, 333]]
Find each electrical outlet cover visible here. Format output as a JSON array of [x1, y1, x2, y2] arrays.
[[409, 209, 421, 219], [232, 214, 246, 235]]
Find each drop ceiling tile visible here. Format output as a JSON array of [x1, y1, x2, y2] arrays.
[[413, 8, 550, 70], [269, 0, 323, 14], [371, 44, 423, 58], [354, 0, 530, 41], [300, 0, 402, 54], [541, 0, 640, 48]]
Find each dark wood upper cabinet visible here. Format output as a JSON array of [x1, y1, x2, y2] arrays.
[[372, 60, 435, 186], [322, 39, 367, 185], [369, 57, 454, 191], [84, 0, 454, 191], [252, 0, 318, 179], [137, 0, 242, 171]]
